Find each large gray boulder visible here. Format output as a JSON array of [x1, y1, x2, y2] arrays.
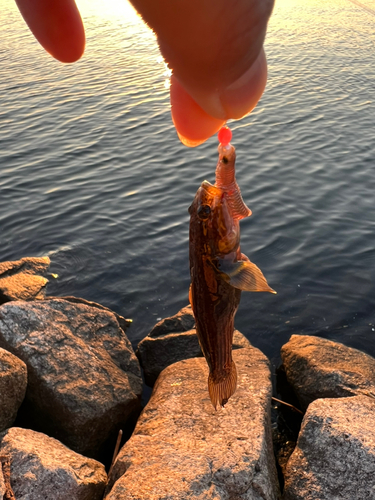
[[283, 395, 375, 500], [46, 295, 133, 333], [105, 348, 280, 500], [137, 305, 251, 386], [281, 335, 375, 410], [0, 256, 50, 303], [0, 347, 27, 431], [1, 427, 107, 500], [0, 298, 142, 457], [146, 305, 196, 336]]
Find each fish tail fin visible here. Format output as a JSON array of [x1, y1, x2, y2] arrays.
[[208, 362, 237, 410]]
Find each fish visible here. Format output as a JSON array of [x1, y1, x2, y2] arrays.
[[188, 132, 275, 409]]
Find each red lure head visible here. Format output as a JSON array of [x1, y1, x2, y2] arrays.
[[218, 126, 232, 146]]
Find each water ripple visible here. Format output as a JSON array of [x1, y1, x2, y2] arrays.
[[1, 0, 375, 359]]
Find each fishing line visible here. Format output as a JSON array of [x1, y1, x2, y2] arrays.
[[347, 0, 375, 17]]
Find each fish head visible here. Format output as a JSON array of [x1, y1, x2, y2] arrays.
[[189, 180, 240, 257]]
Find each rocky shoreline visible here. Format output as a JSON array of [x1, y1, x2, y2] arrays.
[[1, 257, 375, 499]]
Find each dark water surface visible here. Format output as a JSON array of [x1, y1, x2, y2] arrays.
[[1, 0, 375, 375]]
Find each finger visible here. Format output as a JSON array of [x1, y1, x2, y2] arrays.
[[202, 48, 268, 121], [15, 0, 85, 63], [131, 0, 274, 144], [170, 76, 225, 147], [170, 49, 267, 147]]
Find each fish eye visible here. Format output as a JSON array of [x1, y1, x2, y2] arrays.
[[197, 204, 211, 220]]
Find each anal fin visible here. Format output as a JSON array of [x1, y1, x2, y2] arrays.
[[208, 362, 237, 410]]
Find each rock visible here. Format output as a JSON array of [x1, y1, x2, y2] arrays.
[[137, 327, 200, 387], [0, 256, 50, 303], [0, 298, 142, 458], [283, 395, 375, 500], [0, 427, 107, 500], [105, 348, 280, 500], [280, 335, 375, 411], [0, 348, 27, 432], [46, 295, 133, 333], [147, 306, 196, 336], [137, 305, 251, 386]]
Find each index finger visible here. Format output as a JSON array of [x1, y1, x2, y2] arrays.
[[15, 0, 85, 63]]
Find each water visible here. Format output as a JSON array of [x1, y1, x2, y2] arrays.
[[1, 0, 375, 374]]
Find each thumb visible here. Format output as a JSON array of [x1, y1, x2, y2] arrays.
[[130, 0, 274, 147], [170, 49, 268, 147]]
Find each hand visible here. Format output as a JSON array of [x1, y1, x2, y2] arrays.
[[15, 0, 274, 146]]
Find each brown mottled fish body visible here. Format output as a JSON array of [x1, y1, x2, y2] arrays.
[[189, 143, 275, 409]]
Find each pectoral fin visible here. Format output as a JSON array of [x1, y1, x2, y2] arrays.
[[218, 258, 276, 293]]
